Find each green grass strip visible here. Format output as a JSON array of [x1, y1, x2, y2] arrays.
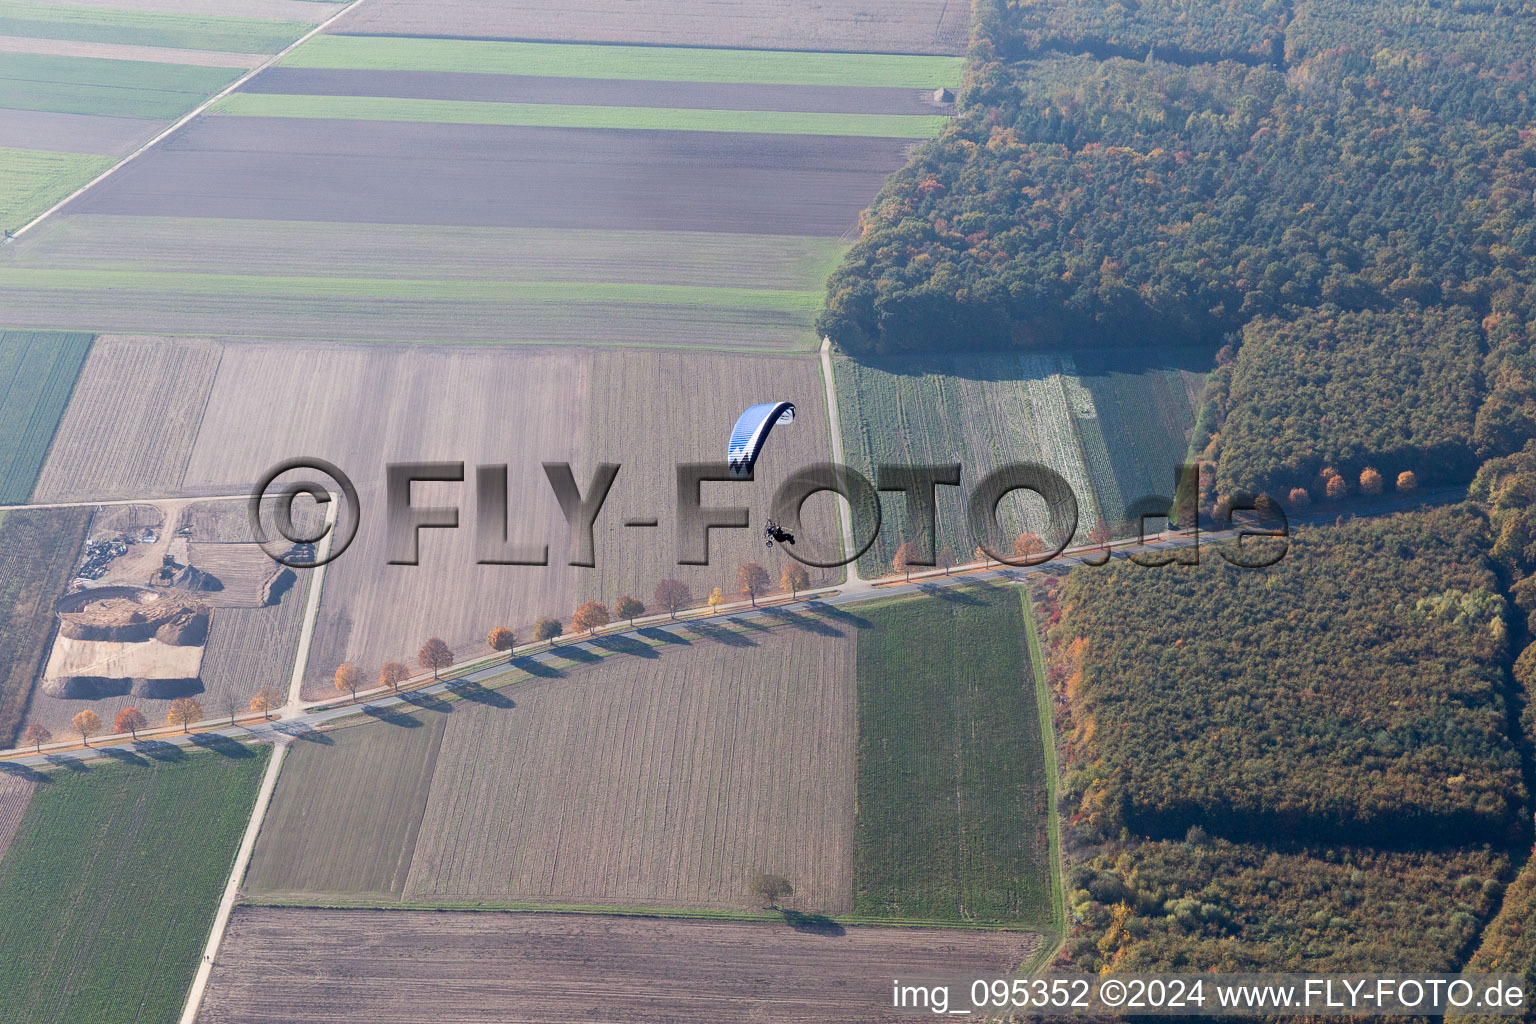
[[0, 53, 244, 118], [0, 0, 310, 53], [0, 267, 823, 310], [0, 147, 113, 233], [213, 91, 948, 137], [0, 330, 94, 503], [286, 34, 965, 88], [1020, 596, 1066, 972]]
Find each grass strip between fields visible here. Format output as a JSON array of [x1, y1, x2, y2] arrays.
[[0, 0, 310, 54], [213, 91, 949, 137], [286, 34, 965, 88], [0, 267, 823, 310]]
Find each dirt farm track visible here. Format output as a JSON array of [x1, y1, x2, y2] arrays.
[[200, 908, 1036, 1024]]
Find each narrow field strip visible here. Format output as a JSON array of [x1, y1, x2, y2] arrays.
[[0, 53, 244, 118], [286, 34, 965, 88], [0, 148, 114, 232], [212, 91, 949, 137], [0, 35, 264, 68], [0, 0, 310, 53], [0, 267, 822, 310]]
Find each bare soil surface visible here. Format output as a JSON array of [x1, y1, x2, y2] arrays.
[[63, 117, 913, 235], [0, 774, 35, 862], [0, 108, 162, 157], [0, 34, 263, 68], [329, 0, 971, 55], [200, 907, 1038, 1024], [242, 67, 950, 114]]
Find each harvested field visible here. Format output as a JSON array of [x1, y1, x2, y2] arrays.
[[0, 508, 91, 748], [213, 92, 948, 137], [203, 908, 1035, 1024], [402, 624, 855, 910], [0, 330, 93, 503], [244, 67, 950, 115], [0, 773, 34, 860], [0, 147, 113, 232], [0, 33, 262, 67], [63, 117, 913, 236], [30, 334, 221, 501], [0, 108, 158, 156], [0, 1, 310, 53], [328, 0, 972, 55], [0, 749, 267, 1024], [246, 713, 447, 899], [0, 52, 242, 118]]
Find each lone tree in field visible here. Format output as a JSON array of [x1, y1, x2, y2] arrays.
[[1012, 532, 1046, 564], [487, 627, 516, 661], [749, 873, 793, 910], [707, 587, 724, 614], [113, 706, 147, 741], [737, 562, 770, 606], [72, 709, 101, 745], [167, 698, 202, 734], [335, 661, 363, 701], [418, 637, 454, 680], [250, 686, 284, 719], [893, 541, 918, 581], [780, 563, 809, 598], [572, 600, 610, 635], [615, 596, 645, 626], [22, 722, 50, 753], [937, 546, 956, 575], [653, 579, 692, 619], [532, 617, 563, 646], [379, 662, 408, 692], [1397, 470, 1418, 492], [1360, 467, 1384, 495]]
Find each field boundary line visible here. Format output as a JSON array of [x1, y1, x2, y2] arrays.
[[285, 492, 338, 712], [820, 337, 862, 583], [1, 0, 374, 246], [177, 738, 289, 1024], [1020, 598, 1065, 973]]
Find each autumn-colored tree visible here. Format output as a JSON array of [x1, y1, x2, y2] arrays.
[[377, 662, 407, 692], [72, 709, 101, 745], [22, 722, 50, 753], [653, 579, 692, 619], [1088, 521, 1111, 547], [532, 617, 563, 645], [250, 686, 284, 719], [418, 638, 454, 679], [572, 601, 611, 635], [749, 873, 793, 910], [1360, 467, 1384, 495], [1012, 532, 1046, 563], [892, 541, 919, 581], [737, 562, 770, 606], [974, 545, 991, 567], [335, 661, 363, 700], [615, 596, 645, 626], [1288, 486, 1311, 508], [1325, 474, 1349, 500], [937, 546, 956, 575], [780, 563, 810, 597], [707, 587, 724, 613], [487, 626, 516, 660], [1397, 470, 1418, 492], [167, 698, 202, 734], [114, 706, 147, 740]]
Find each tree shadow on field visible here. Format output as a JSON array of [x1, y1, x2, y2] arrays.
[[0, 761, 51, 783], [557, 643, 601, 665], [727, 615, 771, 634], [759, 607, 843, 638], [133, 739, 186, 762], [688, 621, 757, 648], [363, 705, 425, 728], [511, 655, 563, 678], [102, 747, 149, 767], [917, 582, 984, 606], [801, 602, 872, 630], [190, 733, 255, 758], [44, 753, 89, 772], [274, 722, 333, 745], [638, 627, 689, 646], [401, 689, 452, 714], [781, 910, 845, 936], [591, 634, 658, 660], [445, 679, 516, 710]]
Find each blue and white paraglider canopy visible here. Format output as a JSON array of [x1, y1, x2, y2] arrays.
[[728, 401, 795, 478]]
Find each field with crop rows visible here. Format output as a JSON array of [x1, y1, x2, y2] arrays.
[[0, 508, 91, 749], [0, 148, 112, 233], [0, 53, 242, 119], [0, 749, 267, 1024], [0, 775, 34, 862], [853, 585, 1053, 925], [246, 714, 446, 900], [0, 330, 93, 502], [201, 908, 1036, 1024]]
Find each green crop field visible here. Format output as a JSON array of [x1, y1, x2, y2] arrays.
[[0, 149, 113, 232], [0, 507, 90, 748], [283, 35, 966, 88], [213, 92, 950, 137], [853, 585, 1054, 925], [0, 53, 242, 119], [0, 1, 310, 53], [0, 748, 268, 1024], [246, 715, 447, 900], [0, 330, 94, 501]]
